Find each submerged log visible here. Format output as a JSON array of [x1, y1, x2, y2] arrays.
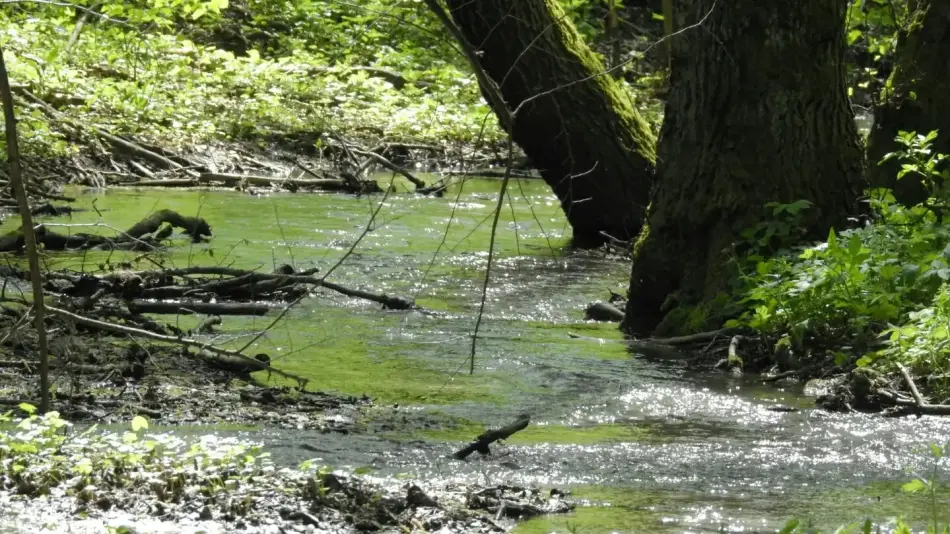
[[453, 413, 530, 460], [584, 301, 624, 322]]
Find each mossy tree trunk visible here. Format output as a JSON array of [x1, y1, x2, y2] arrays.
[[622, 0, 866, 336], [444, 0, 656, 245], [866, 0, 950, 205]]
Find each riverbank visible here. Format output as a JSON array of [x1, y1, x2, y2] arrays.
[[0, 406, 574, 534]]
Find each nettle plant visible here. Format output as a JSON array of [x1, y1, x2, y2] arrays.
[[731, 131, 950, 373], [881, 130, 950, 214]]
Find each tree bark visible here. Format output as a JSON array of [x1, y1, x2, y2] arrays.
[[866, 0, 950, 205], [623, 0, 866, 336], [443, 0, 656, 245]]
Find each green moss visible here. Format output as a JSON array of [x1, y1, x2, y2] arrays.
[[514, 505, 661, 534], [258, 337, 501, 405], [514, 487, 668, 534]]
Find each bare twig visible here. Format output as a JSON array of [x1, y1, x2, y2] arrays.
[[897, 363, 925, 407], [0, 44, 50, 413], [352, 148, 426, 189], [46, 305, 308, 385]]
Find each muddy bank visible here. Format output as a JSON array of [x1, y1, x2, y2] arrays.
[[0, 411, 573, 534], [586, 294, 950, 418]]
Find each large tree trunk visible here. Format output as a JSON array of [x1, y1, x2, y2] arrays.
[[623, 0, 866, 336], [444, 0, 656, 245], [866, 0, 950, 205]]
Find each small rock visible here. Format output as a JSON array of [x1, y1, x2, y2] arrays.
[[199, 505, 213, 520], [407, 484, 439, 508]]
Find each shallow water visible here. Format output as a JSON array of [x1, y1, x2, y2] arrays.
[[13, 176, 950, 533]]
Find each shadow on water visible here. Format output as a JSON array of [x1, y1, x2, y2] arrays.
[[12, 173, 949, 532]]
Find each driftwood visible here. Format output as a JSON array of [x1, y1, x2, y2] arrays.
[[33, 264, 415, 312], [130, 173, 380, 193], [896, 363, 950, 416], [197, 348, 269, 374], [584, 301, 624, 322], [133, 266, 413, 309], [46, 305, 308, 385], [453, 414, 530, 460], [0, 209, 211, 253], [648, 327, 749, 346], [128, 299, 274, 316], [352, 149, 426, 189], [189, 315, 221, 335]]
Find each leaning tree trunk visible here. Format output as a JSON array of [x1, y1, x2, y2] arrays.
[[444, 0, 656, 245], [866, 0, 950, 205], [623, 0, 866, 336]]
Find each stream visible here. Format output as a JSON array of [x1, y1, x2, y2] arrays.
[[12, 174, 950, 533]]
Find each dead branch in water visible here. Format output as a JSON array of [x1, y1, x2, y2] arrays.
[[453, 414, 530, 460], [46, 305, 309, 386]]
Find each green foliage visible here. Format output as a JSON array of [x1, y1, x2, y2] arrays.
[[845, 0, 909, 98], [881, 130, 950, 212], [731, 132, 950, 399], [1, 404, 272, 501], [0, 0, 502, 159], [557, 0, 625, 42]]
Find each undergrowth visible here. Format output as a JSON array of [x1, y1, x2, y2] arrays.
[[731, 130, 950, 401], [0, 1, 502, 160]]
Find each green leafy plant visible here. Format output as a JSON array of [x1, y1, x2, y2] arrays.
[[881, 130, 950, 216], [731, 132, 950, 398]]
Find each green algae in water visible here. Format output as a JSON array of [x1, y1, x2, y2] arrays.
[[9, 181, 603, 407], [514, 484, 950, 534]]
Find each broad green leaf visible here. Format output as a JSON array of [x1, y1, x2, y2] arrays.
[[779, 519, 800, 534], [131, 415, 149, 432], [901, 478, 927, 493]]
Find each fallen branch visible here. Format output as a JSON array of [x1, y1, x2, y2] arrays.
[[648, 327, 748, 346], [128, 300, 275, 316], [897, 363, 925, 407], [584, 301, 624, 322], [886, 364, 950, 416], [321, 280, 415, 310], [761, 369, 798, 383], [453, 413, 530, 460], [17, 87, 198, 177], [197, 349, 270, 374], [134, 266, 412, 309], [0, 209, 210, 253], [46, 305, 309, 386], [352, 149, 426, 189]]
